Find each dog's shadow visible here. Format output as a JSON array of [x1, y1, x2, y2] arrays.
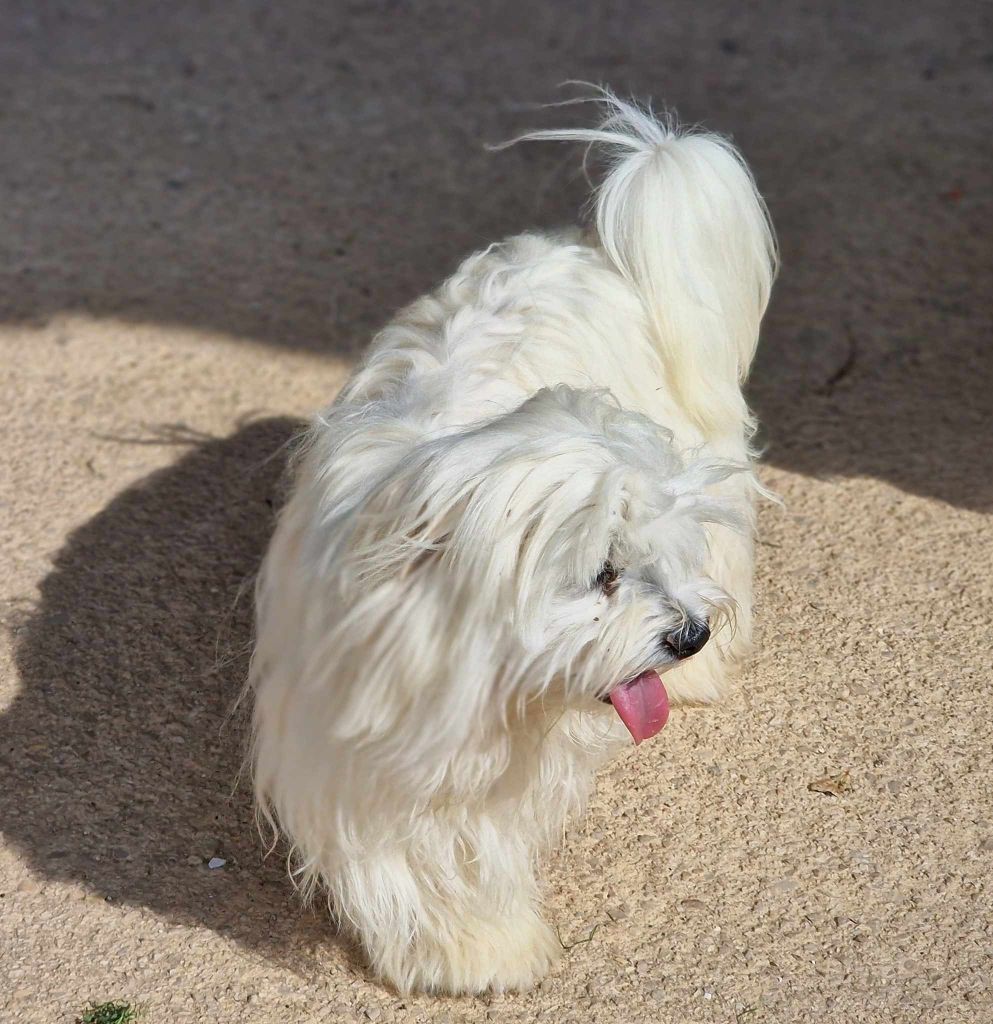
[[0, 417, 366, 971]]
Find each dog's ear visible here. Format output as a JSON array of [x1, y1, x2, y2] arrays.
[[342, 441, 479, 588]]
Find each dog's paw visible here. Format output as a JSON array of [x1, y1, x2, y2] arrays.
[[378, 908, 560, 995]]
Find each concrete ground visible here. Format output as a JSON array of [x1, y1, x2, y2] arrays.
[[1, 2, 991, 1022]]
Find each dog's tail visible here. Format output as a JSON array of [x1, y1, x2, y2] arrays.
[[502, 90, 777, 433]]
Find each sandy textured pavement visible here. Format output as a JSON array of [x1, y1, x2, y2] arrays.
[[1, 3, 991, 1022]]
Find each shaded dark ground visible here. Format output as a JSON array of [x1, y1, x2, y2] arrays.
[[2, 417, 351, 965], [1, 0, 992, 981], [1, 1, 990, 508]]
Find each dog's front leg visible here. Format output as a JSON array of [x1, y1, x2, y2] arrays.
[[334, 816, 560, 995]]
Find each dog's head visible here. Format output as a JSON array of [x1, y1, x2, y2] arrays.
[[320, 386, 747, 752]]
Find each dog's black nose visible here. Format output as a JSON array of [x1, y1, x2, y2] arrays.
[[663, 620, 711, 660]]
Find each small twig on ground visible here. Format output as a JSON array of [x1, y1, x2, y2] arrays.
[[819, 321, 858, 394], [556, 922, 600, 950], [90, 422, 218, 447]]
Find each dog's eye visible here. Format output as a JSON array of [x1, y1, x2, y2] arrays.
[[594, 560, 621, 594]]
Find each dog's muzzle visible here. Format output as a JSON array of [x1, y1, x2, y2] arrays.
[[662, 620, 710, 660]]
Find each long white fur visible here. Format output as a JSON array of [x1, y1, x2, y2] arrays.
[[249, 91, 777, 994]]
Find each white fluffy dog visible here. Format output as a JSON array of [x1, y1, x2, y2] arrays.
[[249, 92, 776, 994]]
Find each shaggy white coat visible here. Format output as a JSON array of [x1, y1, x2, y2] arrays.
[[249, 93, 777, 994]]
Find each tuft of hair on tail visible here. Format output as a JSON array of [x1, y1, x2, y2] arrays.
[[497, 85, 778, 436]]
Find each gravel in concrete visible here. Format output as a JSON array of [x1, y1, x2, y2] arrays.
[[1, 2, 991, 1022]]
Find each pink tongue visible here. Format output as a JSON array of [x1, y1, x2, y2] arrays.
[[608, 670, 670, 744]]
